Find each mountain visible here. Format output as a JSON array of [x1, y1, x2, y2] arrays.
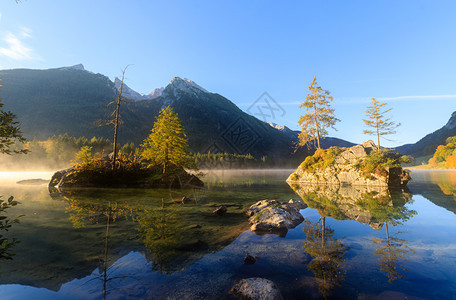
[[267, 122, 356, 149], [113, 78, 163, 101], [0, 65, 354, 161], [0, 66, 295, 159], [397, 111, 456, 157]]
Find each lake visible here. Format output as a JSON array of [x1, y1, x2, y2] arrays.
[[0, 169, 455, 299]]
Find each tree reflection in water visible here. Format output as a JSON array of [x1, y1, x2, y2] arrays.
[[302, 216, 349, 299], [136, 199, 187, 274], [63, 196, 138, 299], [373, 223, 415, 283], [356, 190, 417, 283], [291, 183, 418, 292]]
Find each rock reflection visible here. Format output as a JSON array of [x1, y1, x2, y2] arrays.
[[289, 183, 415, 229]]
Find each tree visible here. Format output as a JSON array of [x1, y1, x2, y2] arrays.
[[141, 106, 195, 174], [298, 77, 339, 149], [0, 78, 28, 155], [363, 98, 400, 150], [111, 66, 129, 170]]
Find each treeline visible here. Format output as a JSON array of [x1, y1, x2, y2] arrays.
[[0, 133, 276, 171], [195, 152, 272, 169], [429, 136, 456, 168], [1, 134, 135, 170]]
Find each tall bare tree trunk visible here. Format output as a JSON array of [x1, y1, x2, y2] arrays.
[[314, 103, 321, 149], [112, 67, 128, 171], [376, 116, 380, 150]]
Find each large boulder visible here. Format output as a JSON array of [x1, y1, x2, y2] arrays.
[[287, 140, 410, 187], [230, 278, 283, 300], [247, 199, 306, 236]]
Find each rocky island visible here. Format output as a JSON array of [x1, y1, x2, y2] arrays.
[[49, 155, 203, 190], [287, 141, 411, 187]]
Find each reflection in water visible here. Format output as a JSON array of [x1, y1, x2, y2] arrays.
[[64, 198, 138, 299], [409, 170, 456, 215], [290, 183, 417, 292], [373, 223, 415, 283], [302, 217, 349, 299], [289, 183, 416, 229], [59, 189, 250, 275], [0, 195, 21, 260], [136, 199, 188, 274]]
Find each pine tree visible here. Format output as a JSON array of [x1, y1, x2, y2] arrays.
[[363, 98, 400, 150], [141, 106, 195, 173], [298, 77, 339, 149], [0, 78, 28, 155]]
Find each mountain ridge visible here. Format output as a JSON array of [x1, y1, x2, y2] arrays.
[[397, 111, 456, 157], [0, 65, 354, 162]]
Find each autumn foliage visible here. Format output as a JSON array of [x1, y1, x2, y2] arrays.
[[429, 136, 456, 169]]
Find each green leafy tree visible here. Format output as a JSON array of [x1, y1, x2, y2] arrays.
[[363, 98, 400, 150], [298, 77, 339, 149], [141, 106, 195, 173], [0, 79, 28, 155]]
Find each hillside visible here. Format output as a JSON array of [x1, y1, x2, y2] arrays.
[[0, 65, 353, 161], [397, 111, 456, 157]]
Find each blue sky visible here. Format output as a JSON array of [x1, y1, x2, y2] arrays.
[[1, 0, 455, 147]]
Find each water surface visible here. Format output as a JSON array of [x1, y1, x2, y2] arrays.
[[0, 169, 455, 299]]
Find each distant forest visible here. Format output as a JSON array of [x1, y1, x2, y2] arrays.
[[0, 134, 277, 171]]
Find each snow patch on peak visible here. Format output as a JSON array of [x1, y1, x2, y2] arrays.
[[148, 87, 164, 99], [268, 122, 299, 140], [164, 77, 209, 98], [114, 77, 150, 101], [113, 78, 165, 101], [59, 64, 85, 71], [268, 122, 286, 131]]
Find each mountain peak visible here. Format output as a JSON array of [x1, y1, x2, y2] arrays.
[[444, 111, 456, 130], [59, 64, 85, 71], [167, 77, 208, 94]]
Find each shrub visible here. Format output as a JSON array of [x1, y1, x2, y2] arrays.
[[300, 147, 344, 172], [355, 149, 410, 178]]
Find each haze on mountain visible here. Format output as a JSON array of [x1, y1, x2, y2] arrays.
[[2, 64, 454, 161], [0, 65, 304, 161]]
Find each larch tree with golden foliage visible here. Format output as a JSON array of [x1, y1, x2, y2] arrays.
[[298, 77, 339, 149], [363, 98, 400, 150], [141, 106, 195, 174]]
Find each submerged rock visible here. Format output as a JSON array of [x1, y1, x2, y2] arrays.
[[212, 205, 227, 216], [287, 140, 411, 187], [243, 253, 258, 265], [181, 196, 195, 204], [230, 278, 283, 300], [247, 199, 306, 236]]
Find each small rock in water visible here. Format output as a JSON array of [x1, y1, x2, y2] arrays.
[[230, 278, 283, 300], [181, 196, 194, 204], [17, 178, 49, 185], [212, 205, 227, 215], [243, 253, 257, 265]]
